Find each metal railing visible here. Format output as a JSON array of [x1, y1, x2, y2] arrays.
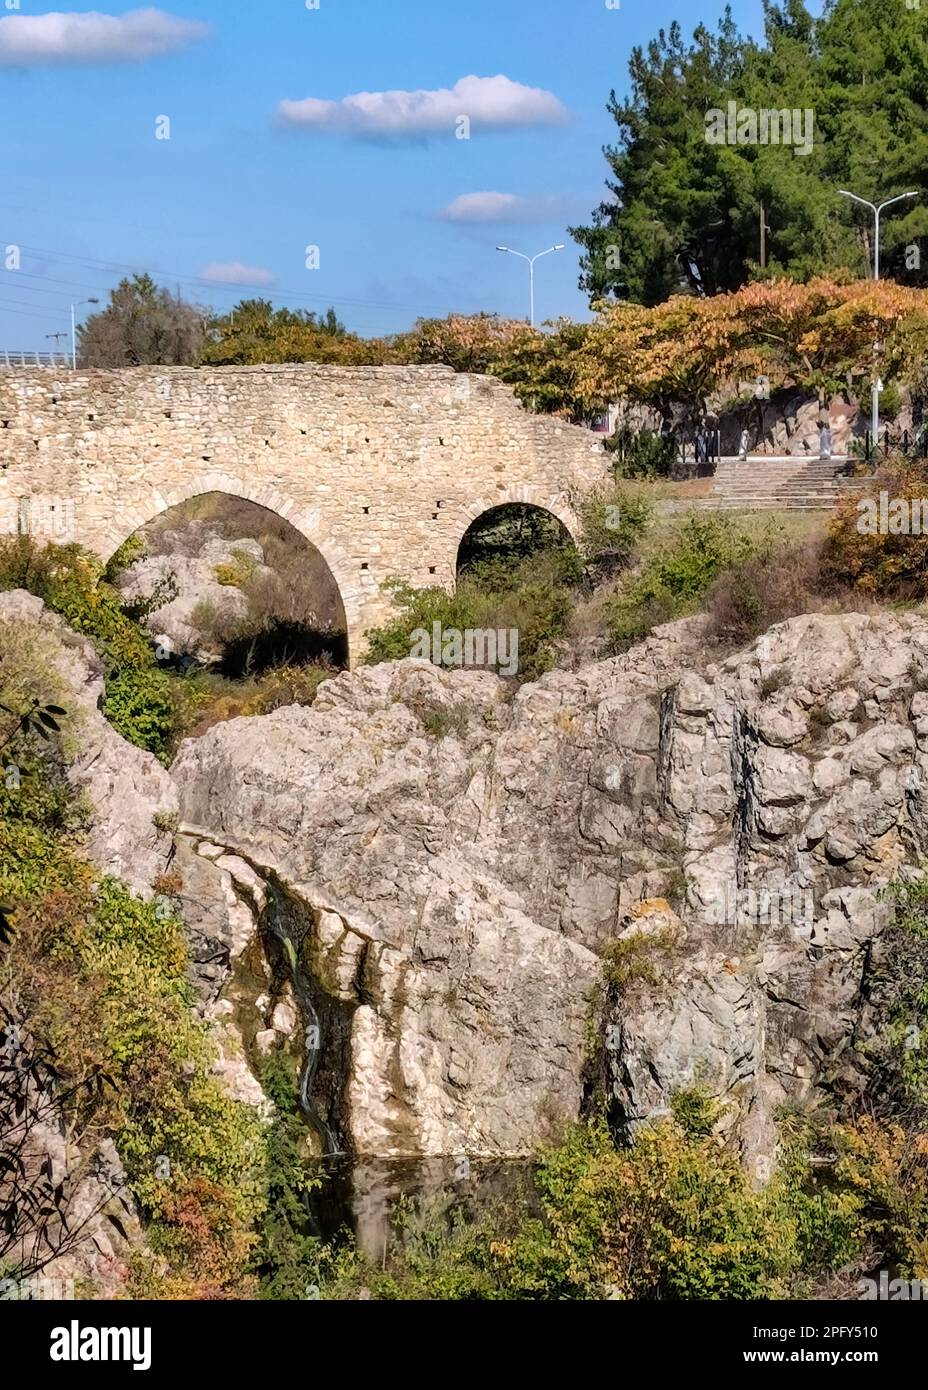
[[0, 350, 72, 369], [677, 429, 723, 468], [860, 426, 928, 462]]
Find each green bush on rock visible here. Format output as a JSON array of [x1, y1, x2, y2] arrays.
[[0, 537, 176, 761]]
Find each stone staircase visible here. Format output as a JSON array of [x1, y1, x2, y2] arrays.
[[705, 454, 853, 511]]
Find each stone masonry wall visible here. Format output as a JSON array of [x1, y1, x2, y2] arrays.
[[0, 364, 606, 660]]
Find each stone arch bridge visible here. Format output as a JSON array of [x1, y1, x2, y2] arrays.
[[0, 363, 606, 661]]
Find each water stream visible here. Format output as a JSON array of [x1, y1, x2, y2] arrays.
[[261, 878, 351, 1157], [307, 1156, 539, 1257], [295, 983, 341, 1156]]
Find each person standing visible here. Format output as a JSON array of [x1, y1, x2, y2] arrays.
[[819, 420, 832, 459]]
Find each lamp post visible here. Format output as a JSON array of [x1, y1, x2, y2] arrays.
[[838, 190, 918, 450], [70, 297, 99, 370], [495, 244, 565, 327]]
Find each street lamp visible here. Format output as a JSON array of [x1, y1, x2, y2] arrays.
[[838, 189, 918, 449], [496, 244, 565, 328], [70, 297, 99, 370]]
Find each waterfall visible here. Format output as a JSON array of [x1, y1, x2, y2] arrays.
[[264, 882, 346, 1157]]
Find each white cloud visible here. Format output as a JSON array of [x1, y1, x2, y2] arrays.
[[440, 192, 565, 224], [0, 8, 210, 67], [199, 262, 276, 287], [275, 74, 568, 138]]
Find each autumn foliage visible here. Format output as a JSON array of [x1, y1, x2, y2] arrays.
[[580, 277, 928, 418], [823, 462, 928, 598]]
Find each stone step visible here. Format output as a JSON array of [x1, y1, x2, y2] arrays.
[[715, 466, 842, 474], [714, 468, 841, 476], [714, 476, 839, 485], [714, 480, 840, 490], [713, 468, 841, 480], [712, 476, 840, 487], [715, 483, 838, 490], [715, 454, 851, 465], [701, 451, 859, 513], [714, 488, 838, 496], [714, 458, 843, 467], [714, 486, 839, 496], [703, 499, 836, 511], [662, 499, 836, 513], [716, 492, 839, 501]]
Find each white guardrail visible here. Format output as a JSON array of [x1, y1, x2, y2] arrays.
[[0, 351, 73, 368]]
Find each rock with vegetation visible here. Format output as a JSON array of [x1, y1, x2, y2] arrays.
[[0, 590, 177, 898], [4, 553, 928, 1299], [115, 534, 271, 664], [173, 660, 601, 1158]]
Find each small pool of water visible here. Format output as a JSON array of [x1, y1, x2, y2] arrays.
[[306, 1156, 539, 1257]]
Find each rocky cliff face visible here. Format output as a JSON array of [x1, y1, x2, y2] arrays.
[[0, 590, 177, 898], [7, 591, 925, 1177], [170, 609, 928, 1168]]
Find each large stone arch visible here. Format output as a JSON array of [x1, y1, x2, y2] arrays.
[[99, 471, 366, 663]]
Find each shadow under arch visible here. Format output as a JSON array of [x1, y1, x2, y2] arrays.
[[454, 498, 578, 577], [451, 484, 579, 554], [99, 472, 360, 665]]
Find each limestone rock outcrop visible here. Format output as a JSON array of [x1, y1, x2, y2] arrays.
[[0, 590, 176, 898], [172, 610, 928, 1167], [7, 589, 926, 1174], [115, 534, 270, 663]]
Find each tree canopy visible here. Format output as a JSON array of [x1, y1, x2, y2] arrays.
[[571, 0, 928, 304], [202, 299, 392, 366], [78, 274, 208, 367], [579, 275, 928, 419]]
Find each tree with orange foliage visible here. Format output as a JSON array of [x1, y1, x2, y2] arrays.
[[580, 277, 928, 421], [392, 312, 528, 375]]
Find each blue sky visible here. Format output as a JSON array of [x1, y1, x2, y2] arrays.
[[1, 0, 769, 350]]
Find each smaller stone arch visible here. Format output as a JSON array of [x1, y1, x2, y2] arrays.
[[98, 471, 368, 664], [447, 487, 581, 586], [450, 485, 581, 554]]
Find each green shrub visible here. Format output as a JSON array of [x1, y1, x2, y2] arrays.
[[102, 664, 177, 762], [312, 1110, 871, 1301], [578, 486, 652, 580], [602, 923, 681, 991], [167, 661, 332, 742], [704, 540, 824, 646], [608, 514, 756, 649], [365, 549, 582, 682], [0, 537, 176, 760], [863, 876, 928, 1120], [823, 462, 928, 600], [832, 1116, 928, 1280], [5, 850, 266, 1296], [103, 532, 147, 583], [251, 1053, 331, 1301], [1, 758, 265, 1297], [215, 548, 259, 589], [605, 425, 676, 478]]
